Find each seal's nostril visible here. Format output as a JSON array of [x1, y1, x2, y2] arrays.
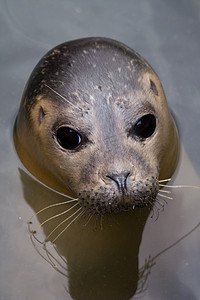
[[106, 172, 130, 194]]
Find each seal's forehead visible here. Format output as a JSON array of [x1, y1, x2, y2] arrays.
[[42, 38, 151, 79], [23, 38, 155, 108], [47, 38, 147, 64]]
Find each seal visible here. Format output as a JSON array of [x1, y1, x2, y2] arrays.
[[14, 37, 179, 214]]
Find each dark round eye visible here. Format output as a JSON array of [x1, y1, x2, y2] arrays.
[[134, 114, 156, 139], [56, 127, 82, 150]]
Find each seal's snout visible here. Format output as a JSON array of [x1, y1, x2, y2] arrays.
[[106, 172, 130, 195], [78, 176, 159, 214]]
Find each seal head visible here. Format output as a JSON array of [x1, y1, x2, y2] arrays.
[[14, 37, 179, 214]]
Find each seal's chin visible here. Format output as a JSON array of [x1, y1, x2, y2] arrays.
[[77, 177, 159, 214]]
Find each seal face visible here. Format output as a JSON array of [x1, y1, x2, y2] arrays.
[[14, 37, 179, 214]]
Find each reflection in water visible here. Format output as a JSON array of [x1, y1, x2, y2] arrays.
[[19, 169, 200, 300], [136, 221, 200, 296], [20, 169, 151, 299]]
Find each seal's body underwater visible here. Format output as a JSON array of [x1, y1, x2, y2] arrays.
[[14, 37, 179, 214]]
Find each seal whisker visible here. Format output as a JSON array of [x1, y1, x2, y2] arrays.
[[157, 196, 167, 206], [32, 202, 80, 232], [73, 210, 88, 225], [45, 206, 82, 242], [93, 214, 100, 230], [43, 242, 68, 272], [137, 221, 200, 294], [28, 198, 78, 223], [29, 226, 44, 244], [157, 193, 173, 200], [52, 243, 67, 265], [150, 202, 161, 220], [82, 212, 94, 227], [100, 214, 104, 230], [155, 199, 165, 210], [159, 184, 200, 189], [30, 234, 68, 276], [44, 84, 82, 111], [158, 178, 171, 183], [50, 189, 78, 200], [52, 209, 85, 243], [148, 194, 168, 220], [152, 207, 159, 220], [158, 189, 172, 194]]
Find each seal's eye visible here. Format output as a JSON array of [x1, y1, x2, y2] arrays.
[[134, 114, 156, 139], [56, 127, 82, 150]]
